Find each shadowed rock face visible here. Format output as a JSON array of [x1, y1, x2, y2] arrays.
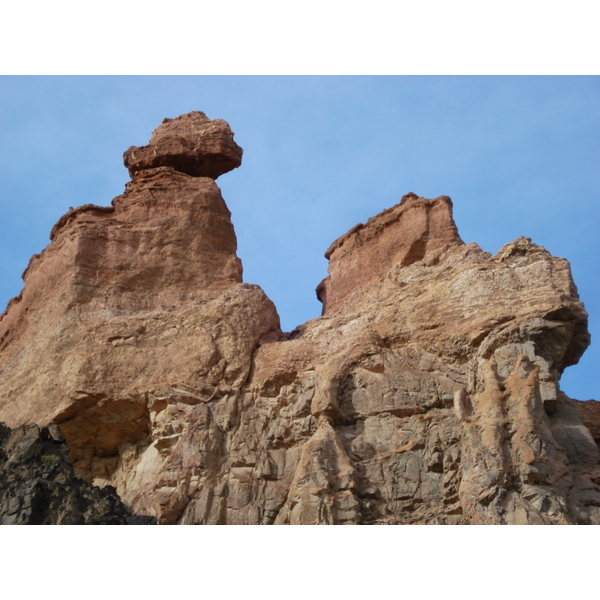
[[1, 112, 599, 525], [578, 400, 600, 450], [0, 422, 156, 524]]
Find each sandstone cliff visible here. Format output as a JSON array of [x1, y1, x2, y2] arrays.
[[1, 111, 598, 524]]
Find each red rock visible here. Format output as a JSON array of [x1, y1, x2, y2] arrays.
[[1, 112, 599, 525], [123, 111, 243, 180], [0, 115, 279, 483], [316, 193, 463, 315]]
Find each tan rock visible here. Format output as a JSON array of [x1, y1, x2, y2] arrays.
[[1, 112, 599, 524], [577, 399, 600, 450]]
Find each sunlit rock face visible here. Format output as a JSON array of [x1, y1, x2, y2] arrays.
[[123, 111, 243, 179], [0, 112, 280, 498], [1, 112, 598, 524]]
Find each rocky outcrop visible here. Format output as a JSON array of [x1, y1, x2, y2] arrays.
[[242, 229, 598, 525], [0, 422, 155, 524], [1, 111, 598, 524], [0, 112, 279, 489], [316, 192, 463, 315]]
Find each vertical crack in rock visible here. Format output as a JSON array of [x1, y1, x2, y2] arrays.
[[0, 111, 598, 524], [274, 419, 360, 525]]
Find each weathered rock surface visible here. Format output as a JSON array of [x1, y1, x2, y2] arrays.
[[1, 112, 598, 524], [0, 114, 279, 489], [316, 192, 463, 315], [123, 111, 243, 180], [0, 422, 156, 524], [578, 399, 600, 450]]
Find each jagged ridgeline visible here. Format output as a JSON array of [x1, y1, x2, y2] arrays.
[[1, 112, 599, 524]]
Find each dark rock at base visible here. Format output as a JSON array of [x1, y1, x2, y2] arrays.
[[0, 422, 156, 525]]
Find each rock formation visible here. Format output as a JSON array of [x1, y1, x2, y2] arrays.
[[1, 111, 598, 524], [579, 400, 600, 450], [123, 111, 243, 179], [0, 422, 156, 524]]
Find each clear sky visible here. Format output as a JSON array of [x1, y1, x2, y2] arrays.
[[0, 76, 598, 400]]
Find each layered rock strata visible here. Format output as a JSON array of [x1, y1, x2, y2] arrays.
[[0, 112, 598, 524], [0, 112, 279, 491]]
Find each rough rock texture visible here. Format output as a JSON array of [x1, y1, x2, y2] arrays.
[[243, 229, 598, 525], [123, 111, 243, 180], [0, 114, 278, 490], [578, 400, 600, 450], [0, 422, 155, 524], [316, 193, 463, 315], [1, 112, 599, 524]]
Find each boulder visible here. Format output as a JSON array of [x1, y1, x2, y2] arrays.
[[123, 111, 242, 179]]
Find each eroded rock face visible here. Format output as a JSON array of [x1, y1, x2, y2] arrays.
[[239, 223, 598, 524], [316, 193, 463, 315], [1, 112, 598, 524], [0, 114, 279, 490]]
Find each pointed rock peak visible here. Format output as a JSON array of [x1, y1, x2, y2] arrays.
[[123, 111, 243, 180], [400, 191, 419, 204]]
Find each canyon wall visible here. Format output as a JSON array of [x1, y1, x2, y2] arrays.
[[1, 112, 598, 524]]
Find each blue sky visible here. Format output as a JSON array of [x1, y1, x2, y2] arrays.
[[0, 76, 598, 400]]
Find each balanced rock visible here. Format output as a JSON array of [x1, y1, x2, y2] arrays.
[[123, 111, 243, 179], [0, 112, 598, 525]]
